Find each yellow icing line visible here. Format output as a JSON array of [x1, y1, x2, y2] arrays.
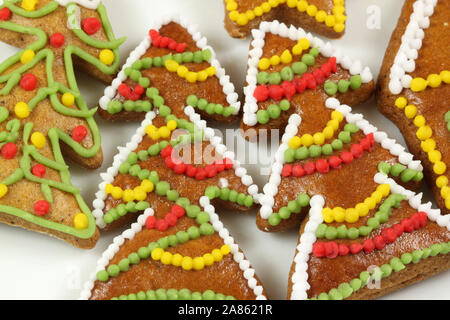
[[164, 59, 216, 83], [288, 110, 343, 149], [145, 120, 177, 141], [105, 179, 154, 203], [410, 70, 450, 92], [395, 97, 449, 209], [225, 0, 346, 32], [258, 37, 310, 70], [322, 184, 390, 223]]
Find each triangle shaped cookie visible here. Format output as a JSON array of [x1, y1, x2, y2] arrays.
[[223, 0, 348, 39], [242, 21, 374, 138], [257, 96, 450, 299], [0, 0, 124, 248], [377, 0, 449, 213]]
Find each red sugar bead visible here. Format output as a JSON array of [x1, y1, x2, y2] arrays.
[[253, 85, 269, 101], [292, 165, 305, 177], [312, 242, 326, 258], [350, 243, 363, 254], [315, 159, 329, 174], [363, 239, 375, 254], [205, 164, 217, 178], [149, 29, 159, 40], [160, 37, 170, 48], [82, 17, 102, 35], [145, 215, 156, 229], [282, 164, 292, 177], [171, 204, 185, 218], [175, 43, 187, 53], [134, 85, 144, 96], [268, 85, 284, 101], [281, 81, 295, 100], [401, 218, 414, 233], [174, 163, 187, 174], [382, 228, 397, 243], [360, 137, 372, 151], [223, 158, 233, 170], [293, 78, 306, 93], [339, 243, 349, 256], [195, 168, 207, 180], [321, 62, 332, 77], [164, 156, 175, 169], [72, 125, 88, 142], [49, 33, 65, 48], [350, 144, 364, 159], [32, 164, 46, 178], [185, 164, 198, 177], [325, 242, 339, 259], [1, 143, 17, 159], [20, 73, 37, 91], [418, 211, 428, 227], [118, 83, 131, 96], [303, 73, 317, 89], [304, 162, 316, 175], [34, 200, 50, 216], [214, 159, 225, 172], [313, 69, 325, 84], [340, 151, 354, 164], [0, 7, 11, 21], [160, 146, 173, 158], [152, 36, 161, 47], [329, 57, 337, 72], [393, 223, 404, 236], [373, 235, 386, 250], [168, 39, 177, 50], [328, 156, 342, 169], [155, 219, 168, 232], [164, 213, 178, 227]]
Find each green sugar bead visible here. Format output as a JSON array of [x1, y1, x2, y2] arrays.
[[159, 105, 171, 117], [281, 67, 294, 81], [390, 257, 405, 272], [331, 139, 343, 150], [148, 144, 161, 156], [196, 212, 210, 224], [168, 235, 178, 247], [295, 146, 309, 160], [220, 188, 230, 200], [97, 270, 109, 282], [192, 292, 203, 300], [119, 162, 130, 174], [146, 87, 159, 99], [186, 94, 198, 106], [223, 106, 235, 117], [141, 57, 153, 68], [188, 226, 200, 239], [103, 213, 113, 224], [178, 288, 192, 300], [214, 104, 224, 115], [152, 56, 162, 67], [344, 123, 359, 133], [146, 290, 156, 300], [292, 61, 307, 75], [124, 67, 133, 76], [350, 75, 362, 90], [157, 237, 169, 250], [430, 243, 442, 256], [119, 295, 128, 300], [336, 225, 348, 238], [126, 201, 138, 213], [166, 189, 179, 201], [309, 47, 319, 57], [141, 100, 152, 112], [380, 264, 392, 278], [287, 199, 301, 213], [371, 267, 383, 281], [137, 291, 147, 300], [206, 103, 216, 115], [215, 293, 225, 300], [325, 226, 338, 240], [400, 168, 418, 182], [205, 186, 220, 199], [148, 171, 159, 184], [348, 227, 359, 239], [123, 101, 135, 112], [268, 72, 281, 85], [138, 169, 150, 181], [337, 79, 350, 93], [128, 252, 140, 265], [237, 193, 247, 205], [202, 290, 216, 300], [284, 148, 295, 163], [390, 163, 405, 177], [257, 72, 269, 84], [297, 193, 310, 207], [322, 144, 333, 155], [442, 243, 450, 254], [196, 99, 207, 110], [359, 225, 372, 237], [159, 140, 169, 148], [135, 201, 149, 211], [279, 99, 290, 111], [244, 195, 254, 207], [338, 131, 351, 143], [138, 77, 150, 88], [412, 250, 423, 263], [324, 81, 338, 96], [257, 109, 270, 124], [117, 204, 127, 216], [350, 278, 362, 291], [315, 224, 327, 238], [109, 209, 119, 220], [127, 293, 137, 300], [167, 288, 179, 300], [156, 181, 170, 196], [268, 104, 281, 119], [186, 205, 201, 218], [413, 171, 424, 181], [309, 145, 322, 158], [328, 288, 343, 300], [129, 164, 141, 176], [138, 247, 150, 259], [130, 70, 141, 82], [422, 247, 432, 259], [161, 54, 172, 64], [193, 51, 203, 63], [127, 152, 138, 164], [107, 100, 123, 114], [375, 211, 389, 223], [268, 213, 281, 226], [176, 197, 190, 208], [378, 161, 391, 174], [173, 53, 183, 64], [152, 95, 165, 107], [301, 53, 315, 66], [107, 264, 120, 277], [367, 217, 380, 229], [138, 150, 148, 161], [338, 283, 353, 298], [199, 223, 214, 236], [317, 293, 329, 300], [229, 190, 238, 202], [182, 52, 194, 63], [176, 230, 190, 243], [156, 288, 168, 300], [359, 271, 370, 285]]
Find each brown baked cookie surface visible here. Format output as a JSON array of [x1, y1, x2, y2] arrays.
[[241, 21, 374, 139], [222, 0, 347, 39], [0, 0, 124, 248], [376, 0, 449, 214]]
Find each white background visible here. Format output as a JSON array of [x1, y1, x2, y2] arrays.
[[0, 0, 448, 300]]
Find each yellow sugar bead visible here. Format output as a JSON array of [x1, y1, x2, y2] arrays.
[[151, 248, 164, 261], [177, 65, 189, 78], [237, 13, 249, 26], [297, 0, 308, 12], [258, 58, 271, 70], [440, 70, 450, 83], [421, 139, 436, 152], [30, 132, 46, 149], [203, 253, 214, 266], [334, 23, 345, 33], [345, 208, 359, 223], [220, 245, 231, 255], [428, 149, 442, 163], [300, 134, 314, 147], [74, 213, 89, 230], [161, 252, 173, 265], [254, 6, 264, 16], [292, 44, 303, 55], [334, 0, 345, 6], [167, 120, 177, 131], [436, 176, 449, 188], [99, 49, 115, 65], [404, 104, 417, 118], [371, 191, 383, 203], [61, 93, 75, 107], [331, 110, 343, 121], [335, 13, 347, 23], [446, 197, 450, 210], [181, 256, 193, 270], [268, 0, 279, 7], [197, 70, 208, 82], [226, 1, 237, 11], [149, 130, 160, 141], [327, 119, 340, 131], [316, 10, 327, 22], [322, 207, 334, 223], [21, 0, 38, 11], [145, 125, 157, 135], [410, 77, 427, 92], [105, 184, 113, 194], [377, 184, 390, 197], [313, 132, 325, 145], [0, 184, 8, 199], [427, 74, 441, 88], [21, 49, 35, 64], [413, 115, 426, 127], [270, 55, 280, 66], [355, 203, 369, 217], [207, 66, 216, 76], [287, 0, 297, 8], [165, 60, 179, 72], [193, 257, 205, 270], [212, 249, 223, 261], [186, 72, 198, 83], [333, 5, 346, 14], [364, 197, 376, 210], [288, 136, 302, 149], [261, 2, 271, 12], [323, 126, 334, 139], [122, 189, 135, 202], [306, 5, 317, 16], [298, 38, 310, 50], [433, 161, 447, 175], [332, 207, 345, 223], [441, 186, 450, 198], [416, 126, 432, 141], [172, 253, 183, 267], [229, 10, 239, 21], [158, 126, 171, 138], [280, 50, 293, 64], [133, 189, 147, 201], [141, 179, 154, 193], [14, 102, 30, 119], [111, 187, 123, 200], [325, 15, 336, 27], [245, 10, 255, 20], [395, 97, 407, 109]]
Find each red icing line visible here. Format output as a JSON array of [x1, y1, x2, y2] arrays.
[[312, 211, 428, 259], [160, 145, 234, 180], [253, 57, 337, 102], [118, 83, 144, 101], [145, 204, 186, 231], [282, 133, 375, 177], [149, 29, 187, 53]]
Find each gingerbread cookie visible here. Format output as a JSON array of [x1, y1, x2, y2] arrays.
[[223, 0, 347, 39], [377, 0, 449, 213], [0, 0, 124, 248], [241, 21, 374, 139], [257, 96, 450, 299]]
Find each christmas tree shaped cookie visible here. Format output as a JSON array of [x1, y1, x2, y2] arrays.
[[82, 109, 265, 299], [241, 21, 374, 138], [223, 0, 348, 39], [377, 0, 449, 213], [256, 95, 450, 299], [0, 0, 124, 248]]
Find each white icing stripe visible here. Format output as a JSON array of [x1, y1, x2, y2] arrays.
[[388, 0, 438, 94], [99, 14, 240, 115], [243, 20, 373, 126], [56, 0, 100, 9]]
